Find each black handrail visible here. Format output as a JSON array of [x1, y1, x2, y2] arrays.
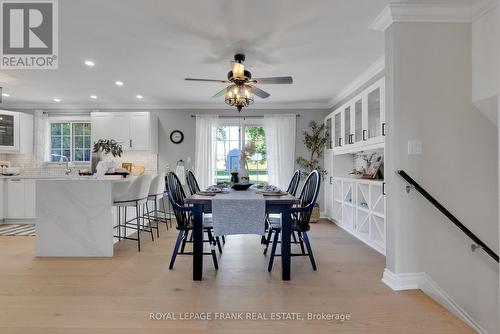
[[397, 170, 499, 263]]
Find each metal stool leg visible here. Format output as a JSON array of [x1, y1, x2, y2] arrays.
[[154, 196, 160, 238], [135, 203, 141, 252]]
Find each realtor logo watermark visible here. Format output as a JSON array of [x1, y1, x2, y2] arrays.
[[0, 0, 58, 69]]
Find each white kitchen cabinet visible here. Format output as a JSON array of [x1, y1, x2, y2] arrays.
[[5, 178, 36, 220], [325, 117, 333, 150], [129, 112, 157, 151], [323, 151, 334, 219], [0, 110, 33, 154], [6, 178, 26, 219], [325, 77, 385, 155], [24, 179, 36, 219], [330, 177, 386, 255], [90, 112, 110, 142], [91, 112, 157, 153]]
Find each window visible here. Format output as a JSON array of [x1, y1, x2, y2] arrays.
[[215, 124, 268, 184], [50, 122, 91, 162]]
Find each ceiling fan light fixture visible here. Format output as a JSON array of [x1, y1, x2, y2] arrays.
[[225, 84, 253, 112]]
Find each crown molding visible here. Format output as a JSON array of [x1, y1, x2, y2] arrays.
[[369, 1, 495, 32], [1, 101, 331, 111], [328, 56, 385, 109]]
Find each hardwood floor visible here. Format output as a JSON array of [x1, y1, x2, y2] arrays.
[[0, 219, 474, 334]]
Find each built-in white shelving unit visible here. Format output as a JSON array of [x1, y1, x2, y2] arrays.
[[331, 177, 386, 255]]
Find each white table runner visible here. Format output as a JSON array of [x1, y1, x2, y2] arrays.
[[211, 190, 266, 237]]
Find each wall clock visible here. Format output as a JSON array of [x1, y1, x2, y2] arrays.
[[170, 130, 184, 144]]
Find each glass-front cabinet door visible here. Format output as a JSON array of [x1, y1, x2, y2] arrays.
[[344, 105, 351, 145], [367, 86, 381, 139], [354, 97, 364, 143], [366, 78, 385, 141], [334, 112, 342, 147], [0, 110, 19, 151], [325, 117, 332, 150]]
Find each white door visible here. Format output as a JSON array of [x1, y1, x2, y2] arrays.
[[6, 179, 25, 219], [129, 112, 149, 151]]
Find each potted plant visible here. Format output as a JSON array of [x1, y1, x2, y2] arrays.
[[91, 139, 123, 173], [296, 121, 328, 223]]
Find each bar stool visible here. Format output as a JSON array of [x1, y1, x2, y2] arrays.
[[113, 174, 154, 251], [145, 173, 168, 238]]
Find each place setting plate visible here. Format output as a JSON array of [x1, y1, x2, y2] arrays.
[[197, 186, 230, 196], [255, 185, 288, 196]]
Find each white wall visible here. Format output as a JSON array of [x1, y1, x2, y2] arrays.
[[472, 5, 498, 103], [151, 108, 328, 202], [385, 22, 499, 333], [472, 4, 499, 126]]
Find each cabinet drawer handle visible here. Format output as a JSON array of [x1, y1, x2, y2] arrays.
[[349, 134, 353, 144], [329, 176, 333, 185], [382, 182, 386, 195], [362, 130, 367, 141], [382, 123, 386, 136], [129, 139, 132, 148]]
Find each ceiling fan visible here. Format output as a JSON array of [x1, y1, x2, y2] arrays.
[[185, 54, 293, 112]]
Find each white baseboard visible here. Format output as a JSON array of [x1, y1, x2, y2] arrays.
[[382, 269, 487, 334], [382, 269, 422, 290]]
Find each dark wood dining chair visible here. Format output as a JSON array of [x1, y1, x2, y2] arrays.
[[186, 170, 225, 251], [166, 172, 218, 270], [262, 170, 301, 245], [265, 170, 321, 272], [286, 170, 301, 196], [186, 170, 201, 196]]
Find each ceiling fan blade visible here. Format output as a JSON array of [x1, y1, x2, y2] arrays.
[[251, 86, 271, 99], [251, 76, 293, 84], [185, 78, 229, 83], [231, 62, 245, 80], [212, 87, 228, 98]]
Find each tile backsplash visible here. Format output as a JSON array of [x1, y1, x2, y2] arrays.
[[0, 151, 158, 176], [353, 149, 384, 177]]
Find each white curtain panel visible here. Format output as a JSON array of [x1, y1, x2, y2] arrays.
[[194, 115, 219, 190], [34, 110, 50, 167], [264, 114, 296, 190]]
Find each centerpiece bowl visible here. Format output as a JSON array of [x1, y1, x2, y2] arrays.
[[231, 183, 253, 191]]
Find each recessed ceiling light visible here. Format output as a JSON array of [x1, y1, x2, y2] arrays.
[[53, 98, 61, 102], [2, 93, 9, 97], [136, 94, 143, 99], [115, 80, 124, 86], [84, 60, 95, 67], [90, 95, 97, 99]]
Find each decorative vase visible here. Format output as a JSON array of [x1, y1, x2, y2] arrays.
[[230, 172, 239, 183], [91, 151, 103, 174], [238, 154, 249, 183]]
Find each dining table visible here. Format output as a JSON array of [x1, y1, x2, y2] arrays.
[[185, 190, 300, 281]]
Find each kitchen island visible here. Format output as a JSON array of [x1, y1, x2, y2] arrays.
[[35, 177, 134, 257]]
